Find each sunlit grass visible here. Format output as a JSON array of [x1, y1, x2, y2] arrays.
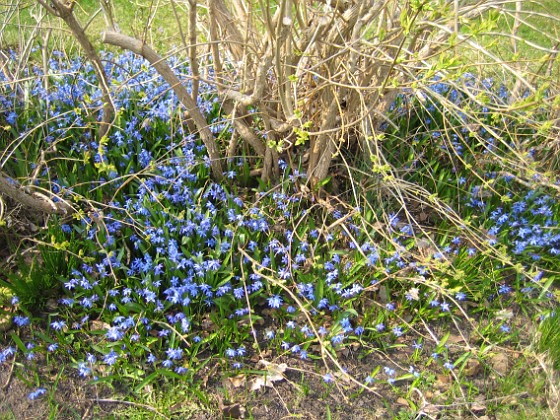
[[538, 311, 560, 370], [1, 0, 187, 56]]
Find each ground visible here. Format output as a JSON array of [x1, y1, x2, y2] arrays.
[[1, 320, 556, 420]]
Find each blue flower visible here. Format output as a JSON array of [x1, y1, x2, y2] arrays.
[[392, 326, 404, 337], [383, 366, 396, 377], [13, 315, 30, 327], [455, 292, 466, 301], [103, 350, 119, 366], [364, 375, 375, 385], [331, 334, 344, 346], [51, 320, 66, 330], [175, 366, 188, 375], [28, 388, 47, 401], [443, 361, 454, 370], [77, 362, 92, 377], [0, 346, 16, 363], [323, 373, 334, 383], [267, 295, 283, 309], [106, 327, 125, 341], [166, 347, 183, 360]]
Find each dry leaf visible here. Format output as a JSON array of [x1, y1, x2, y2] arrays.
[[471, 402, 487, 413], [201, 316, 216, 331], [257, 360, 287, 373], [378, 285, 389, 303], [435, 374, 451, 390], [490, 353, 509, 375], [0, 308, 12, 332], [249, 374, 284, 391], [337, 347, 350, 357], [228, 374, 246, 388], [495, 309, 514, 320], [89, 320, 110, 331], [422, 404, 441, 415], [447, 334, 466, 344], [222, 403, 246, 419], [200, 363, 219, 388], [463, 359, 482, 377], [236, 318, 251, 328], [249, 360, 287, 391], [250, 349, 271, 363], [333, 370, 352, 384], [406, 287, 420, 301]]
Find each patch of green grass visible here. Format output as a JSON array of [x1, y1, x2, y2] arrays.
[[1, 0, 188, 57], [538, 311, 560, 370], [472, 0, 560, 71]]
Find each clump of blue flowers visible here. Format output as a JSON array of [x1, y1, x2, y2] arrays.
[[0, 49, 558, 400]]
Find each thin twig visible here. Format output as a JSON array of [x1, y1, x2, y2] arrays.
[[92, 398, 170, 419], [1, 358, 15, 391]]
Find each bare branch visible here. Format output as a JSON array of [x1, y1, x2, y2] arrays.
[[0, 174, 73, 215], [208, 0, 246, 62], [35, 0, 60, 17], [221, 55, 273, 107], [187, 0, 200, 100], [102, 30, 224, 180], [38, 0, 115, 139], [99, 0, 119, 32]]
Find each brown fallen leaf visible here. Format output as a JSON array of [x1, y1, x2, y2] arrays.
[[378, 285, 389, 303], [0, 310, 12, 332], [422, 404, 441, 416], [489, 353, 509, 376], [89, 320, 110, 331], [222, 403, 246, 419], [463, 358, 482, 377], [249, 360, 287, 391], [228, 374, 246, 388], [471, 402, 487, 412], [435, 374, 451, 390], [447, 334, 466, 344]]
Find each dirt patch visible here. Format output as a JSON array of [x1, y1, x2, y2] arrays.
[[0, 306, 554, 419], [0, 358, 118, 419]]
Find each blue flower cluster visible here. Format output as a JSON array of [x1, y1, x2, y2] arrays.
[[1, 50, 558, 396]]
